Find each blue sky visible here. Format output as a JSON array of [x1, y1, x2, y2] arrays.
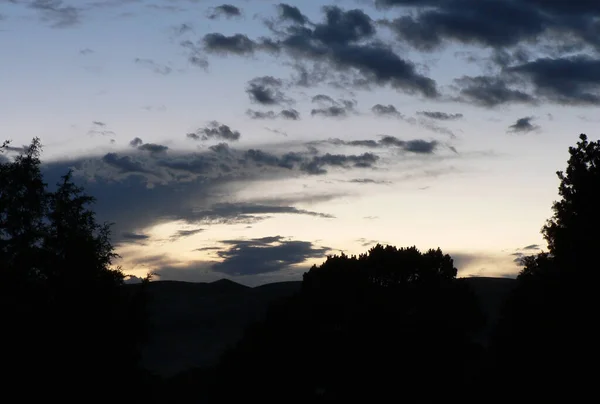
[[2, 0, 599, 285]]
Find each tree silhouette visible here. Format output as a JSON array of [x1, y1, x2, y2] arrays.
[[0, 139, 151, 400], [489, 134, 600, 401], [202, 245, 484, 402]]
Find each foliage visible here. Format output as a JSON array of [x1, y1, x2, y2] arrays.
[[0, 139, 150, 399], [489, 134, 600, 401], [206, 244, 484, 402]]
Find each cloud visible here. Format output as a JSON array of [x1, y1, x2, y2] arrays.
[[191, 203, 335, 224], [326, 136, 438, 154], [202, 33, 278, 56], [87, 121, 115, 136], [29, 0, 80, 28], [212, 236, 330, 275], [207, 4, 242, 20], [371, 104, 403, 118], [378, 0, 600, 53], [205, 6, 438, 96], [300, 153, 379, 175], [170, 228, 204, 241], [129, 137, 143, 147], [134, 58, 172, 75], [454, 75, 536, 107], [311, 95, 357, 118], [180, 39, 209, 69], [508, 117, 539, 133], [138, 143, 169, 154], [79, 48, 94, 55], [187, 121, 241, 142], [246, 76, 291, 105], [276, 3, 309, 25], [417, 111, 463, 121], [246, 108, 300, 120], [128, 138, 168, 154], [122, 232, 150, 243], [508, 56, 600, 105], [39, 143, 369, 243]]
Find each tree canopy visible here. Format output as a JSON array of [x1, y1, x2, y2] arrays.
[[489, 133, 600, 402], [0, 139, 150, 399], [203, 244, 484, 402]]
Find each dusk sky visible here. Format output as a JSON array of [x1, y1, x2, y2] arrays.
[[2, 0, 599, 285]]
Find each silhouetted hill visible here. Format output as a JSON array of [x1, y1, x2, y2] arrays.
[[136, 277, 513, 376]]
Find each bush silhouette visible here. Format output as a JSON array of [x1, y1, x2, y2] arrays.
[[0, 139, 151, 399], [204, 245, 484, 402]]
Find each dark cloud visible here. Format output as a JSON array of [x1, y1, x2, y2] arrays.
[[246, 110, 277, 120], [508, 56, 600, 105], [379, 0, 600, 52], [508, 117, 539, 133], [280, 108, 300, 120], [522, 244, 541, 250], [134, 58, 172, 75], [128, 138, 168, 154], [122, 232, 150, 242], [202, 33, 278, 56], [371, 104, 403, 118], [37, 133, 409, 245], [212, 236, 330, 275], [101, 153, 147, 174], [311, 95, 357, 118], [138, 143, 169, 154], [246, 108, 300, 120], [246, 76, 291, 105], [129, 137, 143, 147], [170, 228, 204, 241], [327, 136, 438, 154], [207, 4, 242, 20], [206, 6, 437, 96], [79, 48, 94, 55], [29, 0, 80, 28], [454, 75, 536, 107], [418, 111, 463, 120], [203, 33, 257, 55], [276, 3, 309, 25], [300, 153, 378, 175], [192, 203, 334, 224], [187, 121, 241, 142]]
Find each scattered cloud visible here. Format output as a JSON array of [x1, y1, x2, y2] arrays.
[[417, 111, 463, 121], [187, 121, 241, 142], [246, 76, 291, 106], [246, 108, 300, 120], [207, 4, 242, 20], [134, 58, 172, 75], [371, 104, 403, 118], [212, 236, 330, 275], [326, 136, 439, 154], [311, 95, 357, 118], [508, 117, 540, 133]]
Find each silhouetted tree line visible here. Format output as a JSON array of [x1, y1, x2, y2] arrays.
[[2, 134, 599, 403], [0, 139, 154, 401]]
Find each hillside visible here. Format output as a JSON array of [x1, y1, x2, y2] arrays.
[[137, 277, 515, 377]]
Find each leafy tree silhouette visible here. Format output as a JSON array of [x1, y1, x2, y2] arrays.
[[489, 134, 600, 401], [0, 139, 152, 400], [199, 245, 484, 403]]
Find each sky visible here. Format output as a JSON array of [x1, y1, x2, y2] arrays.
[[1, 0, 599, 285]]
